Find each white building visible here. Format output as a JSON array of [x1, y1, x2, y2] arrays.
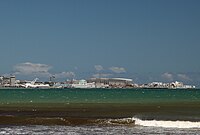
[[71, 80, 95, 88], [87, 78, 133, 88]]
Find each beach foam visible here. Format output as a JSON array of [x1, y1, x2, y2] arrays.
[[132, 117, 200, 128]]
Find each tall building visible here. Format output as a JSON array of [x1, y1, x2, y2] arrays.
[[10, 76, 16, 87]]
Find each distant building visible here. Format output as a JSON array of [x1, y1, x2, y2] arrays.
[[71, 79, 95, 88], [10, 76, 16, 87], [0, 76, 3, 87], [87, 78, 133, 88], [141, 81, 195, 89], [0, 75, 16, 87], [2, 76, 10, 86]]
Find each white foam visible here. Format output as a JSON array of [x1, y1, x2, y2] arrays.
[[132, 117, 200, 128]]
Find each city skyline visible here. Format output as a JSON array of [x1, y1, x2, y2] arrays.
[[0, 0, 200, 86]]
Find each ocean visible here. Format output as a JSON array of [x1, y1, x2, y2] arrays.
[[0, 88, 200, 134]]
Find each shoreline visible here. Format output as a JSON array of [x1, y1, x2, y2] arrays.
[[0, 87, 198, 90]]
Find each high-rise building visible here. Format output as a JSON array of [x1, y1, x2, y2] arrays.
[[10, 76, 16, 87]]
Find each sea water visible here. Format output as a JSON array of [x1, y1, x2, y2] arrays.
[[0, 88, 200, 134], [0, 125, 200, 135]]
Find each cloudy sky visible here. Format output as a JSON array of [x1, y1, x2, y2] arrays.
[[0, 0, 200, 86]]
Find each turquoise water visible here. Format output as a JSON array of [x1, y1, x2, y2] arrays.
[[0, 88, 199, 104], [0, 88, 200, 120]]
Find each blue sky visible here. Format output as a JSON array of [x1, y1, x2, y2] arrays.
[[0, 0, 200, 85]]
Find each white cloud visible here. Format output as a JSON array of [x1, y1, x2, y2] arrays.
[[161, 72, 173, 81], [92, 73, 112, 78], [177, 74, 192, 81], [94, 65, 103, 71], [109, 67, 126, 73], [13, 62, 75, 79], [54, 72, 75, 79], [14, 62, 52, 76]]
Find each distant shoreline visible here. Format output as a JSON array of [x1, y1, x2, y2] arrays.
[[0, 87, 198, 90]]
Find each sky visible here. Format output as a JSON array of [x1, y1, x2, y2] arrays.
[[0, 0, 200, 86]]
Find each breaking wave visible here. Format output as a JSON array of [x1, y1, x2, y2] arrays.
[[1, 115, 200, 128], [132, 117, 200, 128]]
